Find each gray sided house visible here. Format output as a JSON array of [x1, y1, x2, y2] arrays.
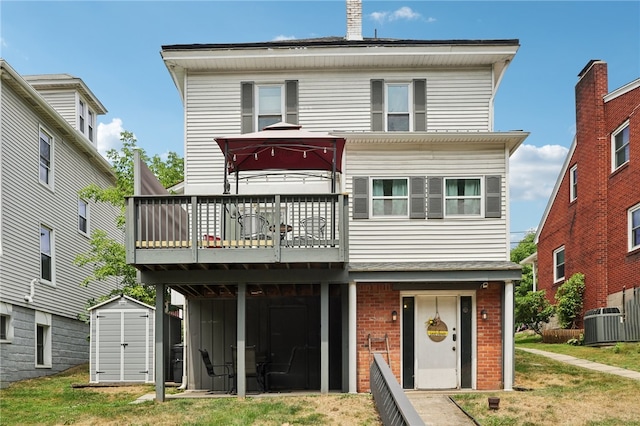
[[0, 60, 122, 387], [128, 2, 528, 401], [88, 295, 155, 383]]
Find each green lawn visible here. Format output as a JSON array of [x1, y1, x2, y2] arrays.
[[0, 365, 379, 426], [450, 333, 640, 426]]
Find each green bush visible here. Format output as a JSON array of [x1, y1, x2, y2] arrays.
[[555, 272, 585, 329]]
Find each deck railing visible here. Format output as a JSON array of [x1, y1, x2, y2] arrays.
[[126, 193, 348, 265]]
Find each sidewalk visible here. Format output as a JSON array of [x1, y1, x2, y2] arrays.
[[516, 347, 640, 381]]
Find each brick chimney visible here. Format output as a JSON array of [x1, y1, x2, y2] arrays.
[[574, 59, 609, 308], [346, 0, 363, 41]]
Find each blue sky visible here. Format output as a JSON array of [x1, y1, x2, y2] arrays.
[[2, 1, 639, 245]]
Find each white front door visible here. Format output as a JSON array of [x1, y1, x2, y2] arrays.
[[415, 295, 458, 389]]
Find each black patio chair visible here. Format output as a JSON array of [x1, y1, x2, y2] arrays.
[[198, 348, 231, 393], [264, 345, 301, 392]]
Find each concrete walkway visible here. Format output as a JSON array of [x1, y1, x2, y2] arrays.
[[405, 392, 477, 425], [516, 347, 640, 381]]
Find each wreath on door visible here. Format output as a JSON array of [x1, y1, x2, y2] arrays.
[[425, 297, 448, 342]]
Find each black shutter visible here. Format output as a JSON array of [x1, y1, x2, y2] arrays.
[[241, 82, 254, 134], [285, 80, 298, 124], [409, 176, 426, 219], [485, 175, 502, 218], [427, 176, 443, 219], [413, 79, 426, 131], [371, 80, 384, 131], [352, 177, 369, 219]]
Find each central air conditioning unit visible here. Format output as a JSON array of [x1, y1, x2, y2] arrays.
[[583, 307, 623, 346]]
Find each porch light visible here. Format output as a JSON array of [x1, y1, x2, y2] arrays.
[[481, 309, 488, 321], [392, 310, 398, 322]]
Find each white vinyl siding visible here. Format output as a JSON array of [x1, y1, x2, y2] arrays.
[[346, 143, 508, 262], [0, 82, 121, 320], [34, 90, 77, 127], [183, 68, 493, 191]]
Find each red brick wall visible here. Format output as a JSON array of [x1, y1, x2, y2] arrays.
[[476, 284, 504, 389], [604, 86, 640, 296], [537, 60, 640, 316], [356, 283, 401, 392], [356, 283, 505, 391]]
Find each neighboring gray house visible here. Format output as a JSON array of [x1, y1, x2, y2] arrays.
[[0, 60, 121, 387]]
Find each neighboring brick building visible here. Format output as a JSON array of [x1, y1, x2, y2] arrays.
[[534, 60, 640, 320]]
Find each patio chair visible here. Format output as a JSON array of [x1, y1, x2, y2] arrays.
[[295, 216, 326, 245], [238, 213, 270, 240], [198, 348, 230, 393], [264, 345, 301, 392], [230, 345, 263, 393]]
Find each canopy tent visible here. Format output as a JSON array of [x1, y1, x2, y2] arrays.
[[214, 122, 346, 193]]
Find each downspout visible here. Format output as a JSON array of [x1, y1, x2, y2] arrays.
[[503, 280, 514, 391], [24, 278, 39, 303], [489, 60, 511, 131], [177, 299, 188, 390]]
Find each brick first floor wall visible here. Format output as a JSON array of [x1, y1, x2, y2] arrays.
[[355, 282, 504, 392]]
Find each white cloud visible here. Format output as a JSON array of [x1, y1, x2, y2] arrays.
[[509, 144, 569, 202], [97, 118, 125, 158], [370, 11, 388, 24], [389, 6, 421, 21], [369, 7, 430, 24], [273, 35, 296, 41]]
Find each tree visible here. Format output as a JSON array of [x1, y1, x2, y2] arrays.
[[555, 272, 586, 329], [515, 290, 555, 335], [74, 131, 183, 309], [511, 231, 536, 296], [510, 232, 554, 333]]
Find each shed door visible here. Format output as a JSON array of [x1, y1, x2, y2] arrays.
[[96, 309, 150, 382]]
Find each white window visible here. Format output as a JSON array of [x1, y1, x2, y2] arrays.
[[444, 178, 482, 216], [78, 199, 89, 235], [612, 123, 630, 171], [386, 83, 410, 131], [569, 165, 577, 201], [630, 203, 640, 252], [40, 226, 53, 284], [554, 246, 565, 283], [88, 110, 95, 142], [371, 178, 409, 216], [0, 302, 13, 343], [78, 99, 85, 133], [35, 311, 52, 368], [39, 128, 52, 186], [256, 85, 284, 130]]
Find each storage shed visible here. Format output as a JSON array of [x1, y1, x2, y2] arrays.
[[88, 295, 155, 383]]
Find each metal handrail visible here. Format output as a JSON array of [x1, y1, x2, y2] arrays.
[[370, 353, 425, 426]]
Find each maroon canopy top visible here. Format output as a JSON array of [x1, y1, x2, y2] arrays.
[[215, 122, 346, 174]]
